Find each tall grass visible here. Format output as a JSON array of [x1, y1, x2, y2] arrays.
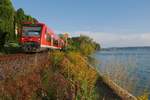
[[49, 51, 99, 99]]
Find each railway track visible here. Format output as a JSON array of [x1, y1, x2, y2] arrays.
[[0, 52, 50, 80], [0, 53, 30, 61]]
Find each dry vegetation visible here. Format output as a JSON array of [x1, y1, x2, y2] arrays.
[[49, 51, 99, 100], [0, 51, 99, 100], [0, 50, 123, 100]]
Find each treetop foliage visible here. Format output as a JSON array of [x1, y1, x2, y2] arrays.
[[0, 0, 15, 48], [67, 35, 101, 56], [0, 0, 38, 49]]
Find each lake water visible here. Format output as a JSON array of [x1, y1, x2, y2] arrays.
[[93, 47, 150, 96]]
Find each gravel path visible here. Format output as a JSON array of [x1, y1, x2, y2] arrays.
[[0, 52, 50, 80]]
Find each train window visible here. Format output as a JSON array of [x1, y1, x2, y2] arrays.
[[45, 29, 51, 41], [22, 26, 41, 37], [59, 41, 63, 47], [60, 42, 64, 47], [54, 39, 58, 46], [59, 42, 62, 47], [46, 33, 51, 42], [58, 40, 61, 46]]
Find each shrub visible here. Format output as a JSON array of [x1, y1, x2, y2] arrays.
[[59, 51, 99, 99], [49, 51, 64, 71], [47, 73, 74, 100], [67, 35, 100, 56]]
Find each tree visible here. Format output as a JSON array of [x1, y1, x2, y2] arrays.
[[80, 41, 95, 56], [0, 1, 39, 49], [15, 8, 38, 41], [0, 0, 15, 48], [32, 17, 38, 23], [79, 35, 96, 56], [67, 35, 100, 55], [15, 8, 38, 27], [14, 8, 26, 39], [15, 8, 25, 29]]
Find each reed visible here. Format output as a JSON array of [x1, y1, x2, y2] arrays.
[[99, 55, 149, 99]]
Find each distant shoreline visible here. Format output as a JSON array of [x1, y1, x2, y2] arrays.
[[101, 46, 150, 50]]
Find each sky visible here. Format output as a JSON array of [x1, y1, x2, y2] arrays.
[[12, 0, 150, 47]]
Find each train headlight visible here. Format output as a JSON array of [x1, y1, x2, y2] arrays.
[[21, 38, 24, 41]]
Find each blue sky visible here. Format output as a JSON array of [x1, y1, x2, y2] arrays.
[[12, 0, 150, 47]]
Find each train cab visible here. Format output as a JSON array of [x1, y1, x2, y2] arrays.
[[20, 22, 64, 52]]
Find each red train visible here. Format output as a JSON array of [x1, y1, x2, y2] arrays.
[[19, 22, 65, 52]]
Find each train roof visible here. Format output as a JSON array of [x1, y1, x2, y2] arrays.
[[22, 22, 45, 26]]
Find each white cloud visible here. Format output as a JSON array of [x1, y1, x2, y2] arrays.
[[70, 31, 150, 48]]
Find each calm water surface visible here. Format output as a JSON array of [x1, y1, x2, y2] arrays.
[[93, 47, 150, 96]]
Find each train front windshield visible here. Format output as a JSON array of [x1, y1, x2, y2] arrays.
[[22, 26, 42, 37]]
